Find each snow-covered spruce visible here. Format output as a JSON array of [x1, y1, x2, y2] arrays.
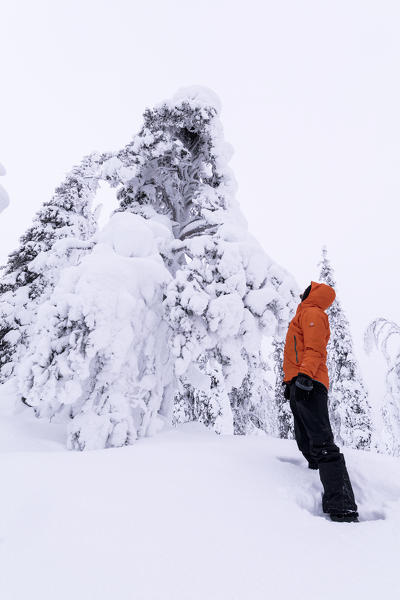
[[15, 88, 297, 448], [17, 213, 175, 450], [0, 153, 107, 381], [319, 247, 372, 450], [111, 87, 298, 435], [365, 318, 400, 456], [0, 162, 10, 213]]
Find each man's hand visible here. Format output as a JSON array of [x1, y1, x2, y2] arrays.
[[283, 382, 291, 400], [295, 373, 313, 392]]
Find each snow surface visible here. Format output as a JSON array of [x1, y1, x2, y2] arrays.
[[0, 381, 399, 600]]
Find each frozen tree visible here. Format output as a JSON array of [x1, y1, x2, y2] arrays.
[[0, 163, 10, 213], [0, 153, 107, 381], [319, 246, 372, 449], [17, 213, 175, 450], [109, 87, 298, 434], [365, 318, 400, 456], [14, 87, 298, 448]]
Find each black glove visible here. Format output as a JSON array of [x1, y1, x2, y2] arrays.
[[283, 382, 290, 400], [295, 373, 313, 392]]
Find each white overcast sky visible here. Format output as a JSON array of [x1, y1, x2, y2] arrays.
[[1, 0, 399, 388]]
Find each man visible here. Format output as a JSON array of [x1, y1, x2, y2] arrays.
[[283, 281, 359, 523]]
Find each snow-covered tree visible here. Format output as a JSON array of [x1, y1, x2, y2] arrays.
[[0, 152, 107, 381], [14, 87, 298, 449], [0, 163, 10, 213], [319, 246, 372, 449], [365, 318, 400, 456], [17, 213, 175, 450], [110, 87, 298, 435]]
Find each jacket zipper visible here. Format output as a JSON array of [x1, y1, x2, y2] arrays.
[[294, 335, 299, 364]]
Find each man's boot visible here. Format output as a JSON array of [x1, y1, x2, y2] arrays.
[[329, 510, 359, 523], [322, 493, 359, 522]]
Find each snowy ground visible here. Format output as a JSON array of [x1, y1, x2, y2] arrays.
[[1, 381, 399, 600]]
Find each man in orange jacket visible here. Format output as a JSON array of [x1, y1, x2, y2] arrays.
[[283, 281, 358, 523]]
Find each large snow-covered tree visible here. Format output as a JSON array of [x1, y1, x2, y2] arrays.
[[365, 318, 400, 456], [0, 152, 107, 381], [70, 87, 298, 438], [319, 246, 372, 449], [107, 87, 298, 435], [13, 87, 298, 449]]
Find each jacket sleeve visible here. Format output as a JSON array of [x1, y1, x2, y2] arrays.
[[299, 308, 327, 379]]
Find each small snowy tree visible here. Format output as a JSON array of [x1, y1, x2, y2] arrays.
[[0, 152, 107, 381], [17, 213, 175, 450], [319, 246, 372, 449], [0, 163, 10, 213], [365, 318, 400, 456]]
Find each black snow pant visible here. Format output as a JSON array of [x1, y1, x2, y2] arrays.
[[289, 380, 358, 514]]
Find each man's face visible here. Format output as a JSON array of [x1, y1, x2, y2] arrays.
[[299, 284, 312, 303]]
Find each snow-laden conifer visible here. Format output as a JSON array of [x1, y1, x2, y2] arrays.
[[365, 318, 400, 456], [0, 153, 106, 381], [17, 213, 175, 450], [110, 87, 298, 434], [14, 88, 297, 448], [319, 246, 372, 449]]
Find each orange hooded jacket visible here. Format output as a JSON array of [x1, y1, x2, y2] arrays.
[[283, 281, 336, 390]]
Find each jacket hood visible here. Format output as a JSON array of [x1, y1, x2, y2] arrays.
[[301, 281, 335, 310]]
